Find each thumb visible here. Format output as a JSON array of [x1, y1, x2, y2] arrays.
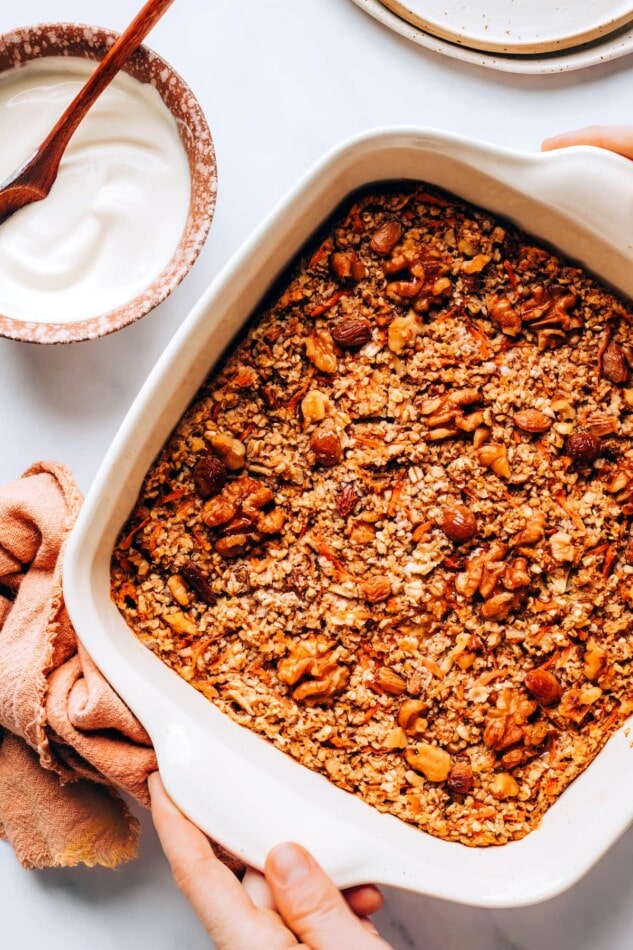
[[265, 843, 391, 950]]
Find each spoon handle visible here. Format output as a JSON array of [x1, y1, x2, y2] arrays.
[[29, 0, 177, 191]]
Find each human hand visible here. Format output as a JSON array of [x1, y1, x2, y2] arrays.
[[542, 125, 633, 160], [149, 773, 392, 949]]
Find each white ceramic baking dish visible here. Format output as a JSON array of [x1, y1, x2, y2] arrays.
[[63, 128, 633, 908]]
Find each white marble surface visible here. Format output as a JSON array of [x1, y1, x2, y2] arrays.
[[1, 1, 633, 947]]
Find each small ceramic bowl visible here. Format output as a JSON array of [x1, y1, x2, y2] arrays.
[[0, 23, 217, 344]]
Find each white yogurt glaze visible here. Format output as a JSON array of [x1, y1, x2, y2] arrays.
[[0, 57, 191, 324]]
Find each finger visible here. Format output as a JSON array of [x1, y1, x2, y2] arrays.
[[542, 125, 633, 160], [360, 917, 382, 936], [148, 775, 296, 950], [344, 884, 384, 918], [265, 843, 391, 950], [242, 868, 276, 912]]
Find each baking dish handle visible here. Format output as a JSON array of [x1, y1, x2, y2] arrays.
[[519, 144, 633, 244]]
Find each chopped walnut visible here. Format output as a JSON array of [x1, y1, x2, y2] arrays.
[[406, 743, 452, 782], [388, 310, 424, 353], [305, 329, 338, 373]]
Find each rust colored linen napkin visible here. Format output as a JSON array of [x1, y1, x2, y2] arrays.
[[0, 461, 157, 870]]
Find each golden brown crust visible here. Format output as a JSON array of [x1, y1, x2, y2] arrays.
[[111, 183, 633, 847]]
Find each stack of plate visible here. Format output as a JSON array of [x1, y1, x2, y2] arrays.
[[352, 0, 633, 73]]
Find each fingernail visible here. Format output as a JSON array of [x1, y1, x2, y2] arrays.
[[269, 843, 312, 885]]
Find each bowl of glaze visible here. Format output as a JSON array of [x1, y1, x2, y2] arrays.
[[0, 23, 216, 344], [64, 128, 633, 907]]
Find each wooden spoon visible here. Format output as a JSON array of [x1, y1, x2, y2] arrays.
[[0, 0, 176, 225]]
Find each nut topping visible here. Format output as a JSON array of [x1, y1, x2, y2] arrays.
[[193, 453, 228, 498], [335, 485, 360, 518], [330, 251, 351, 280], [513, 410, 552, 434], [447, 761, 473, 795], [375, 666, 407, 695], [558, 686, 602, 723], [387, 309, 423, 353], [362, 576, 392, 603], [180, 561, 216, 605], [524, 669, 562, 706], [397, 699, 428, 735], [461, 253, 491, 275], [405, 743, 452, 783], [331, 317, 372, 349], [277, 638, 350, 707], [565, 431, 601, 465], [602, 341, 628, 385], [167, 574, 190, 607], [310, 423, 343, 467], [489, 773, 519, 800], [369, 218, 402, 255], [438, 504, 477, 543], [476, 443, 511, 480], [486, 294, 521, 337], [305, 329, 338, 374]]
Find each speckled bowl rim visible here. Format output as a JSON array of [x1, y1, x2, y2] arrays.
[[0, 22, 217, 344]]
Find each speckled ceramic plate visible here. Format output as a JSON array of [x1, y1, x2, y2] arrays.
[[64, 128, 633, 908], [381, 0, 633, 54], [0, 23, 217, 344], [352, 0, 633, 73]]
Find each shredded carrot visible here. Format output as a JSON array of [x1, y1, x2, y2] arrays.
[[432, 308, 458, 325], [387, 478, 404, 518], [533, 624, 553, 644], [308, 289, 348, 318], [465, 320, 493, 359], [478, 669, 506, 686], [346, 205, 364, 234], [191, 525, 211, 550], [239, 422, 255, 442], [540, 650, 560, 671], [548, 734, 558, 767], [309, 238, 333, 268], [118, 516, 150, 552], [420, 657, 445, 679], [353, 434, 385, 449], [533, 440, 552, 460], [328, 734, 353, 749], [156, 488, 188, 506], [229, 371, 258, 390], [286, 382, 310, 413], [361, 704, 381, 724], [553, 490, 585, 532], [190, 637, 211, 670], [414, 191, 450, 207], [602, 544, 617, 580], [412, 520, 434, 542], [503, 259, 519, 292], [311, 532, 359, 582], [530, 600, 560, 613], [602, 705, 621, 731]]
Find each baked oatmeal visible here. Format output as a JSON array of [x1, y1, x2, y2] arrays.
[[111, 183, 633, 846]]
